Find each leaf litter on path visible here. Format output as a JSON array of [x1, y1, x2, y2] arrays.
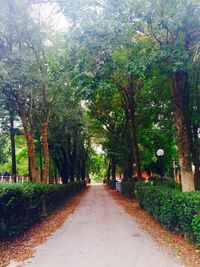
[[0, 187, 89, 267], [106, 187, 200, 267]]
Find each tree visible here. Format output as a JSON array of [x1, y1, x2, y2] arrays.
[[0, 0, 52, 183], [133, 0, 200, 191], [47, 51, 88, 183], [59, 0, 200, 191]]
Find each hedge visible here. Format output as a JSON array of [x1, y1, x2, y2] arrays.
[[106, 179, 116, 189], [135, 182, 200, 246], [0, 181, 86, 240], [121, 181, 136, 198]]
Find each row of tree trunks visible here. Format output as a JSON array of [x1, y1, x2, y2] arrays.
[[50, 139, 88, 184]]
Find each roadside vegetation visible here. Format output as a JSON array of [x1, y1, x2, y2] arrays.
[[0, 0, 199, 251]]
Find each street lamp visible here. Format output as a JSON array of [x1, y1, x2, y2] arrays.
[[156, 149, 164, 183], [157, 149, 164, 157]]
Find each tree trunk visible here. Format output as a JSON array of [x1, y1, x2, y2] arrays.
[[111, 157, 116, 180], [76, 156, 81, 181], [192, 125, 200, 190], [107, 161, 111, 180], [80, 160, 86, 181], [18, 106, 40, 183], [69, 140, 76, 182], [170, 71, 195, 192], [54, 164, 57, 184], [42, 119, 49, 184], [28, 156, 32, 181], [39, 144, 43, 182], [25, 130, 40, 182], [128, 78, 142, 180], [27, 131, 40, 182], [9, 109, 17, 182], [129, 113, 142, 179], [192, 69, 200, 189], [53, 145, 69, 184]]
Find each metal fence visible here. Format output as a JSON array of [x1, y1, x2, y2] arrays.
[[0, 176, 62, 184], [0, 176, 29, 183]]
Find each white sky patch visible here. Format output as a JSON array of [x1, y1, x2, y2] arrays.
[[30, 3, 69, 32], [92, 143, 104, 154]]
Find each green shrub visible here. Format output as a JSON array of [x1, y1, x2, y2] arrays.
[[0, 181, 86, 240], [135, 182, 200, 242], [153, 178, 181, 190], [121, 181, 136, 198], [106, 179, 116, 189], [192, 215, 200, 247]]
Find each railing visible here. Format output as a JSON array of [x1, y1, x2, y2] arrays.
[[0, 176, 62, 184], [0, 176, 84, 184], [49, 176, 62, 184], [0, 176, 29, 183]]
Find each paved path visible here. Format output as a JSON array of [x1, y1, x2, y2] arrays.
[[13, 185, 184, 267]]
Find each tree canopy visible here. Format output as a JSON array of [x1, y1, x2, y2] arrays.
[[0, 0, 199, 192]]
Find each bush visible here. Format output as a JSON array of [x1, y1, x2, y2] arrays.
[[121, 181, 136, 198], [0, 181, 86, 240], [192, 215, 200, 247], [135, 182, 200, 243], [152, 178, 181, 190], [106, 179, 116, 189]]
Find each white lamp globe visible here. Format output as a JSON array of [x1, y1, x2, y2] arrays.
[[157, 149, 164, 157]]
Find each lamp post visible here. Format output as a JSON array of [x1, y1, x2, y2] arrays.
[[156, 149, 164, 183]]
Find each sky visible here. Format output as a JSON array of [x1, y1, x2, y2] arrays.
[[30, 2, 69, 31]]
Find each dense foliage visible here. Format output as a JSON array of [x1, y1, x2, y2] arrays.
[[0, 0, 199, 191], [106, 179, 116, 190], [121, 181, 136, 199], [136, 182, 200, 244]]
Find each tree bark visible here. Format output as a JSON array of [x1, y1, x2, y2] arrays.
[[9, 109, 17, 182], [42, 119, 49, 184], [18, 105, 40, 183], [28, 156, 32, 181], [111, 157, 116, 180], [192, 125, 200, 190], [118, 78, 142, 180], [40, 83, 50, 184], [106, 161, 111, 180], [128, 78, 142, 180], [54, 164, 57, 184], [25, 130, 40, 182], [39, 144, 43, 182], [170, 71, 195, 191], [192, 69, 200, 190], [122, 110, 133, 181]]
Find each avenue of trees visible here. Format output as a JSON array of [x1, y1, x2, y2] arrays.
[[0, 0, 199, 192]]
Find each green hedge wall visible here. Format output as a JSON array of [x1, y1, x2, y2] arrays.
[[135, 182, 200, 246], [0, 181, 86, 240], [121, 181, 136, 198], [106, 179, 116, 189]]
